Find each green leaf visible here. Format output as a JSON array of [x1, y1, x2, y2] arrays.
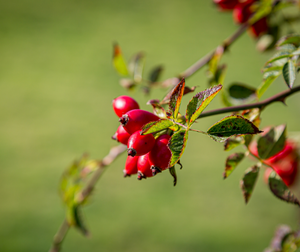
[[278, 44, 297, 53], [292, 47, 300, 56], [257, 70, 280, 98], [248, 0, 272, 24], [186, 84, 222, 126], [169, 166, 177, 186], [67, 204, 89, 236], [266, 51, 291, 64], [141, 119, 173, 135], [282, 60, 296, 89], [224, 152, 245, 179], [168, 78, 185, 119], [224, 136, 244, 151], [168, 130, 188, 167], [241, 165, 260, 204], [268, 171, 300, 206], [207, 115, 262, 141], [128, 52, 145, 83], [113, 43, 129, 76], [208, 46, 224, 76], [277, 34, 300, 47], [257, 124, 286, 160], [227, 83, 256, 104], [149, 65, 164, 83]]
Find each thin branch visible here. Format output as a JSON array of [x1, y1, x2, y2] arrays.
[[49, 144, 127, 252], [198, 86, 300, 119], [178, 23, 248, 79]]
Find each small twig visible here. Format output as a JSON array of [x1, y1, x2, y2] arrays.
[[49, 144, 127, 252], [178, 23, 248, 79], [198, 86, 300, 119]]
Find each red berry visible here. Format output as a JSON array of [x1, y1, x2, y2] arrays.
[[249, 139, 298, 186], [127, 130, 155, 157], [112, 95, 139, 117], [213, 0, 239, 11], [112, 125, 131, 145], [119, 109, 160, 135], [267, 141, 295, 163], [249, 17, 268, 38], [124, 155, 139, 177], [233, 0, 256, 24], [149, 134, 172, 175], [137, 153, 153, 180]]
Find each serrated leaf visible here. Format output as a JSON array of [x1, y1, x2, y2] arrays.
[[240, 165, 260, 204], [168, 78, 185, 119], [266, 51, 291, 64], [128, 52, 145, 83], [283, 60, 296, 89], [224, 152, 245, 179], [169, 166, 177, 186], [186, 84, 222, 126], [113, 43, 129, 76], [227, 83, 257, 104], [277, 34, 300, 47], [278, 44, 297, 53], [149, 65, 163, 83], [141, 119, 173, 135], [257, 70, 280, 98], [207, 115, 261, 141], [168, 130, 188, 167], [268, 171, 300, 206], [224, 136, 244, 151], [257, 125, 286, 160]]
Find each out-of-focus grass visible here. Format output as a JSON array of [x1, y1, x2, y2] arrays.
[[0, 1, 299, 252]]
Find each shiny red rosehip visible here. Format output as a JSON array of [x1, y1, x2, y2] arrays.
[[119, 109, 160, 135], [112, 125, 131, 145], [149, 134, 172, 175], [112, 95, 139, 117], [137, 153, 153, 180], [127, 130, 155, 157], [124, 155, 139, 177]]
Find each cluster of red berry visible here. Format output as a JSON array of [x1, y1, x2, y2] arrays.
[[249, 140, 299, 186], [112, 96, 172, 180], [213, 0, 268, 37]]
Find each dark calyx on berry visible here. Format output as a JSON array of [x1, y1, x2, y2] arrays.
[[127, 148, 137, 157], [119, 114, 129, 126], [151, 166, 162, 176]]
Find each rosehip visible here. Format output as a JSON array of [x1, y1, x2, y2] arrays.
[[249, 140, 298, 186], [119, 109, 160, 135], [112, 125, 131, 145], [149, 134, 172, 175], [137, 153, 153, 180], [124, 155, 139, 177], [233, 0, 256, 24], [127, 130, 155, 157], [112, 95, 140, 117], [249, 17, 268, 38], [213, 0, 239, 11]]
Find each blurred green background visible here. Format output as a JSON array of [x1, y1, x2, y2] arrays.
[[1, 1, 300, 252]]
